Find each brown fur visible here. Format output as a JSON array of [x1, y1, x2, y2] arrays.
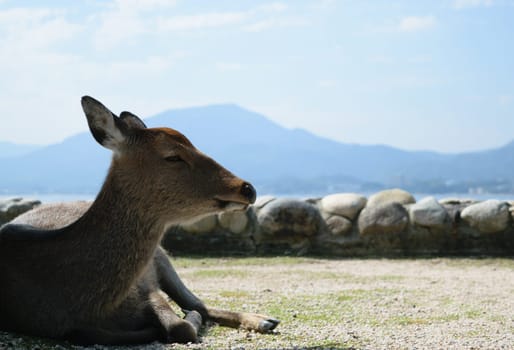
[[0, 96, 277, 345]]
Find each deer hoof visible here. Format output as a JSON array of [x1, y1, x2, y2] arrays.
[[167, 317, 200, 344], [258, 318, 281, 332], [183, 310, 203, 331]]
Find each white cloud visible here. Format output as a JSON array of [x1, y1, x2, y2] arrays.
[[367, 54, 432, 65], [112, 0, 177, 12], [453, 0, 494, 9], [257, 2, 288, 12], [0, 7, 81, 50], [398, 16, 436, 32], [0, 7, 55, 23], [91, 2, 307, 47], [310, 0, 337, 10], [157, 4, 295, 33], [0, 1, 309, 144], [368, 16, 437, 35], [158, 12, 248, 31], [93, 11, 146, 49], [102, 56, 175, 78], [0, 49, 186, 144], [244, 17, 309, 32], [92, 0, 177, 49]]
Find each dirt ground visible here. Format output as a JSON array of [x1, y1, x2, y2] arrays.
[[1, 257, 513, 350]]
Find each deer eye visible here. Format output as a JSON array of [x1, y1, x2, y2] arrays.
[[164, 155, 183, 162]]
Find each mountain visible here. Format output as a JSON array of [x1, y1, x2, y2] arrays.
[[0, 104, 513, 195], [0, 142, 41, 159], [0, 133, 110, 193]]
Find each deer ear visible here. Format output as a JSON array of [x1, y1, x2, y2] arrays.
[[81, 96, 127, 151], [119, 111, 147, 130]]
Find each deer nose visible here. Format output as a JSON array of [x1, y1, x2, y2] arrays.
[[240, 182, 256, 204]]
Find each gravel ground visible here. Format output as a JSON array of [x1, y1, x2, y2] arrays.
[[1, 257, 513, 350]]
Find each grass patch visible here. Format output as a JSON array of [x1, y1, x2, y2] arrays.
[[285, 269, 406, 284], [434, 313, 461, 322], [336, 293, 355, 302], [184, 268, 250, 279], [378, 274, 406, 281], [218, 290, 251, 299], [390, 316, 430, 326], [334, 288, 400, 302], [465, 308, 484, 319], [172, 256, 319, 268], [436, 258, 514, 269]]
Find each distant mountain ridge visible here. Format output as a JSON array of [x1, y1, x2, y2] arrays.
[[0, 141, 41, 159], [1, 104, 513, 195]]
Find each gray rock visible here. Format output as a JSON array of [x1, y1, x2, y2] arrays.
[[409, 196, 450, 229], [257, 198, 322, 237], [325, 215, 352, 236], [460, 200, 511, 233], [218, 210, 249, 234], [439, 198, 478, 205], [180, 214, 218, 234], [320, 193, 367, 220], [358, 202, 409, 236], [367, 188, 415, 207], [0, 198, 41, 225], [441, 202, 467, 225], [304, 197, 321, 205]]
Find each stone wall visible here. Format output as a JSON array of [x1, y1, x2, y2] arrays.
[[0, 198, 41, 225], [2, 190, 514, 256], [162, 189, 514, 256]]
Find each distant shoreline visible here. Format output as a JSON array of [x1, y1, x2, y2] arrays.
[[0, 193, 95, 203], [1, 192, 514, 203]]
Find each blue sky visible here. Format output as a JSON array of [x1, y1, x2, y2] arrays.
[[0, 0, 513, 153]]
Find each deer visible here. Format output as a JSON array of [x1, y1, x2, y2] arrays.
[[0, 96, 279, 345]]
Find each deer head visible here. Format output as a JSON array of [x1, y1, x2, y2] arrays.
[[81, 96, 256, 227]]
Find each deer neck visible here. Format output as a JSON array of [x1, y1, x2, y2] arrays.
[[70, 170, 165, 314]]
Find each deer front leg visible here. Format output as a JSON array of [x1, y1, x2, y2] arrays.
[[65, 292, 202, 346], [148, 291, 202, 343], [206, 307, 280, 333], [153, 247, 208, 317], [154, 247, 280, 333]]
